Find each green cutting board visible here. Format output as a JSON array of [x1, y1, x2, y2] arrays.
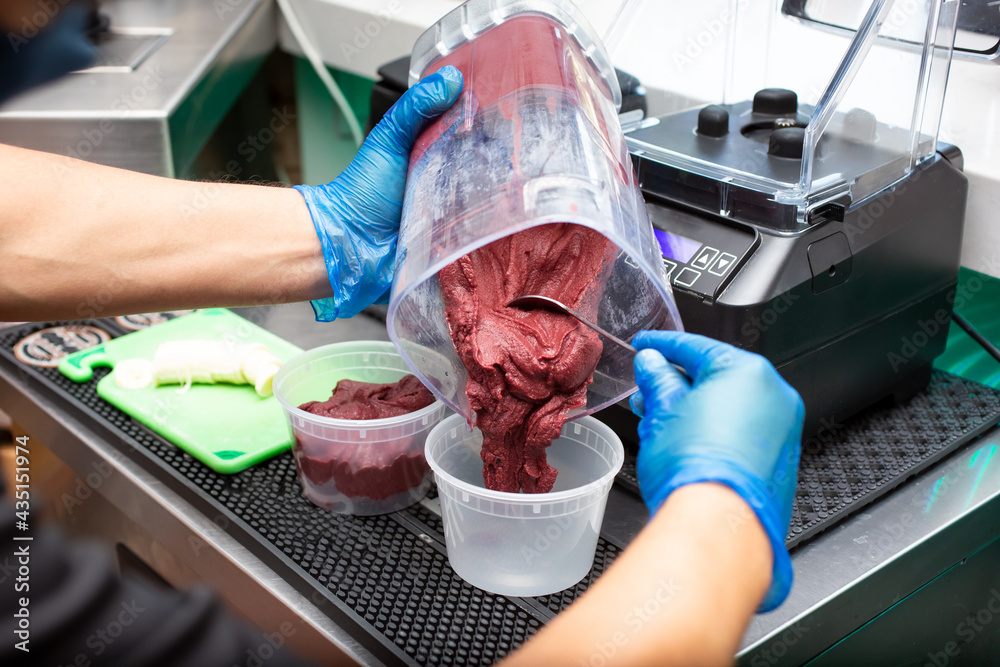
[[58, 309, 302, 473]]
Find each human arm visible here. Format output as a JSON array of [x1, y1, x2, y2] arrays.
[[0, 67, 462, 322], [0, 149, 324, 322], [503, 483, 771, 667], [504, 331, 804, 665]]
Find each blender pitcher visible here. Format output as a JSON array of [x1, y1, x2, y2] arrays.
[[388, 0, 683, 422]]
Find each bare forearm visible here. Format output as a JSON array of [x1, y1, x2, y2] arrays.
[[504, 483, 772, 666], [0, 144, 330, 321]]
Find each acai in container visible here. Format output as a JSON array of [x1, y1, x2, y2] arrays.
[[273, 342, 449, 515], [388, 0, 683, 424]]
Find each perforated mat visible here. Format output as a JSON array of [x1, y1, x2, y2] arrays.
[[3, 320, 999, 664], [610, 371, 1000, 548]]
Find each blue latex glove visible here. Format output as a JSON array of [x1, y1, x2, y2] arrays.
[[294, 66, 463, 321], [630, 331, 804, 612]]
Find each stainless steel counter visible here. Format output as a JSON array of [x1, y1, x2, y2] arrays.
[[0, 0, 276, 177], [2, 304, 999, 665], [739, 433, 1000, 664]]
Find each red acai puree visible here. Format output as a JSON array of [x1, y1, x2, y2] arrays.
[[415, 15, 619, 494], [440, 224, 615, 494], [295, 375, 435, 500]]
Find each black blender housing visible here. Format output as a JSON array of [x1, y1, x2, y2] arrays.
[[615, 0, 968, 436]]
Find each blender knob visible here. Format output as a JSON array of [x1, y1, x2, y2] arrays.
[[697, 105, 729, 137], [754, 88, 798, 115], [768, 126, 805, 159]]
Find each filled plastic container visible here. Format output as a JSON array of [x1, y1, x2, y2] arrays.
[[388, 0, 683, 425], [273, 342, 450, 515], [425, 414, 624, 596]]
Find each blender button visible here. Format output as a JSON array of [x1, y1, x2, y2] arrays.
[[691, 247, 718, 270], [709, 252, 737, 276], [662, 258, 677, 279], [674, 268, 702, 288]]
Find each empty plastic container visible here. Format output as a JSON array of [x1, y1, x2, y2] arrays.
[[425, 414, 625, 596], [273, 342, 450, 515], [388, 0, 683, 425]]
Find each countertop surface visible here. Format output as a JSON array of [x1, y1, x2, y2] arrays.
[[2, 301, 999, 664]]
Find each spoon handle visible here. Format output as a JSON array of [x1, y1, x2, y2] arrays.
[[573, 313, 638, 355]]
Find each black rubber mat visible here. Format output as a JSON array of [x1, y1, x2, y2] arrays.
[[0, 321, 615, 665], [613, 372, 1000, 548], [4, 319, 1000, 663], [785, 373, 1000, 546]]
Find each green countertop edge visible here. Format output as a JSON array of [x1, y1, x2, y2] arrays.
[[934, 267, 1000, 389]]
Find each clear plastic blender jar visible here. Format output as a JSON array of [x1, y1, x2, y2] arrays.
[[388, 0, 683, 423]]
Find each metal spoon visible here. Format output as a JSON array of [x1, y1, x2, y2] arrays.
[[506, 295, 637, 354]]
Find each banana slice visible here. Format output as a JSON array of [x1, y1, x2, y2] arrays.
[[251, 361, 281, 397], [117, 340, 283, 396], [241, 347, 282, 397], [114, 358, 155, 390]]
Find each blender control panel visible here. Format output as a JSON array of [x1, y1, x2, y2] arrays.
[[646, 202, 758, 299]]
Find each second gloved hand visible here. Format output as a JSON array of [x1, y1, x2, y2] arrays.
[[630, 331, 805, 612], [294, 66, 463, 321]]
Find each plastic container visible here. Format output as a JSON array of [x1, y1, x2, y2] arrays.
[[388, 0, 683, 425], [273, 342, 450, 515], [425, 413, 625, 596]]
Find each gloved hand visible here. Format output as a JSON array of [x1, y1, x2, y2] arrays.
[[630, 331, 804, 612], [294, 66, 463, 321]]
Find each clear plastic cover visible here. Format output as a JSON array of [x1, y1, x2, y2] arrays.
[[390, 0, 683, 425], [611, 0, 960, 222]]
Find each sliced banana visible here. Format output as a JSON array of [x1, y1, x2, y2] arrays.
[[240, 347, 282, 397], [116, 340, 282, 396], [114, 358, 155, 390]]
